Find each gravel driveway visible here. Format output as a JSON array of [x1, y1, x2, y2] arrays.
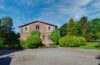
[[0, 48, 100, 65]]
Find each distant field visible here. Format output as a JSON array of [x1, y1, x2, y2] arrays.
[[78, 42, 100, 50]]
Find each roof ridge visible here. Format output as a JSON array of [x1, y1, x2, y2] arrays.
[[19, 21, 57, 28]]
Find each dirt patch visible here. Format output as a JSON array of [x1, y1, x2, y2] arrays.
[[13, 55, 35, 62]]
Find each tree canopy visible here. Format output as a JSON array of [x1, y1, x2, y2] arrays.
[[60, 16, 100, 41], [1, 16, 13, 33], [0, 16, 20, 49]]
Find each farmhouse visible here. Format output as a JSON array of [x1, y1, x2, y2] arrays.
[[19, 21, 57, 46]]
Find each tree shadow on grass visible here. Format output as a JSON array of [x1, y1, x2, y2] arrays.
[[0, 56, 12, 65]]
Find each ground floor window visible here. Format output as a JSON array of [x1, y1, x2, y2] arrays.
[[42, 35, 45, 40]]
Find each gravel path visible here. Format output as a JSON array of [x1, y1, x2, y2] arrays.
[[0, 48, 100, 65]]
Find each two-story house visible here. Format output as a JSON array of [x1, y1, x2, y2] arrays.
[[19, 21, 57, 46]]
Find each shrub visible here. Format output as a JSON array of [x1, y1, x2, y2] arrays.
[[21, 31, 42, 48], [50, 30, 59, 45], [59, 36, 86, 47], [59, 37, 69, 47]]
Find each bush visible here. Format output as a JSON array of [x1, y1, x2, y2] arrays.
[[21, 31, 42, 48], [59, 36, 86, 47], [50, 30, 59, 45], [59, 37, 69, 47]]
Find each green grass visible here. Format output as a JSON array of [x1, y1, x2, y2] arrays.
[[78, 42, 100, 50]]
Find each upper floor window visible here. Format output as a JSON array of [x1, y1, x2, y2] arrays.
[[25, 27, 27, 31], [24, 26, 29, 32], [36, 25, 40, 30], [46, 25, 52, 32], [48, 26, 50, 30]]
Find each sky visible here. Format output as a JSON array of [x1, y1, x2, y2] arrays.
[[0, 0, 100, 32]]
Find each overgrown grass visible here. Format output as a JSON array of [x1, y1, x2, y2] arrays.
[[78, 42, 100, 50]]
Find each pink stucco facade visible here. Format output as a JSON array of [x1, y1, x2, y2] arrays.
[[19, 21, 57, 46]]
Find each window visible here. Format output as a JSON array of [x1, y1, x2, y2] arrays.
[[42, 35, 45, 39], [46, 25, 52, 32], [48, 26, 50, 30], [48, 35, 50, 40], [24, 26, 29, 32], [25, 27, 27, 31], [36, 25, 40, 30]]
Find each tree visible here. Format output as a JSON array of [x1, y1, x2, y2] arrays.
[[0, 16, 20, 48], [60, 23, 68, 37], [79, 16, 89, 41], [88, 18, 100, 41], [79, 16, 88, 34], [21, 31, 42, 48], [89, 18, 100, 32], [0, 26, 5, 48], [5, 31, 20, 48], [50, 29, 59, 45], [96, 32, 100, 39], [67, 18, 76, 36], [1, 16, 13, 33]]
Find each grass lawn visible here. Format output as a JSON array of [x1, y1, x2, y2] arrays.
[[78, 42, 100, 50]]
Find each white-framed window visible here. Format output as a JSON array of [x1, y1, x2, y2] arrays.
[[48, 26, 50, 30], [36, 25, 40, 30], [46, 25, 51, 32], [23, 26, 29, 32]]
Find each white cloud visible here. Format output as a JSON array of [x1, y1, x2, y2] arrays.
[[84, 0, 100, 19], [1, 0, 100, 27], [35, 0, 92, 22], [13, 0, 93, 21]]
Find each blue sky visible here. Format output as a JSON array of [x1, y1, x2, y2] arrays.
[[0, 0, 100, 32]]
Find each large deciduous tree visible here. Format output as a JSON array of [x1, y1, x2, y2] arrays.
[[1, 16, 13, 33], [67, 18, 76, 36], [79, 16, 89, 41], [0, 16, 19, 48], [88, 18, 100, 40], [60, 23, 68, 37], [0, 26, 5, 48]]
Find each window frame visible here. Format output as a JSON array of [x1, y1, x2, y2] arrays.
[[24, 26, 29, 32], [42, 35, 45, 40], [48, 26, 50, 30], [36, 25, 40, 30]]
